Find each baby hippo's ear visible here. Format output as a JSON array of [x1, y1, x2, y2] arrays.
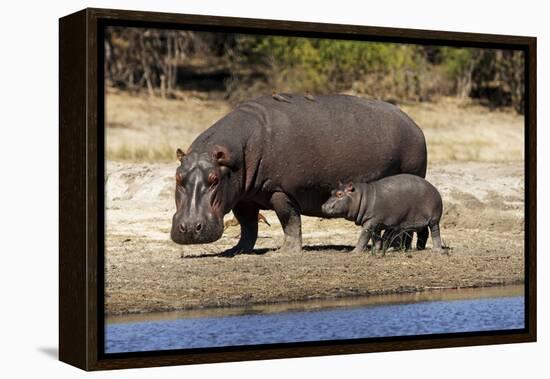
[[345, 182, 355, 193], [176, 148, 186, 162]]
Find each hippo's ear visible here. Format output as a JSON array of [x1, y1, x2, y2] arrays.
[[345, 182, 355, 193], [212, 145, 238, 169], [176, 148, 186, 162]]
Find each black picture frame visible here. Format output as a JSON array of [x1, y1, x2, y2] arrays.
[[59, 7, 537, 371]]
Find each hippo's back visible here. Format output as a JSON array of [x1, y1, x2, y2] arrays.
[[371, 174, 443, 224], [244, 94, 426, 178]]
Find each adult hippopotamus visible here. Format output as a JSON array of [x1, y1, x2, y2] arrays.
[[170, 94, 427, 255]]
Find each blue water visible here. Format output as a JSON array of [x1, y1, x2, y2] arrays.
[[105, 296, 524, 353]]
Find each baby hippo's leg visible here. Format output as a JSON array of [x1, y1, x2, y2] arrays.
[[429, 222, 443, 251], [351, 221, 376, 253], [374, 239, 382, 251], [370, 226, 384, 252], [351, 229, 371, 253]]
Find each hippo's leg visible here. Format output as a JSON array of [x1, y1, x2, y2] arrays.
[[372, 226, 384, 251], [270, 192, 302, 253], [351, 229, 372, 253], [371, 226, 384, 252], [416, 227, 429, 250], [429, 222, 443, 251], [351, 221, 376, 253], [221, 202, 259, 256], [374, 238, 383, 251]]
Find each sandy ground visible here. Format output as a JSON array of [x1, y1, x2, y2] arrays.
[[104, 160, 524, 315]]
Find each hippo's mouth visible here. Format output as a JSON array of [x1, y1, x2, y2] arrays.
[[170, 218, 224, 245], [171, 232, 222, 245]]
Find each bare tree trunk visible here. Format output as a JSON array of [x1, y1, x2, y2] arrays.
[[171, 34, 179, 92], [457, 51, 481, 102], [160, 74, 166, 98], [139, 34, 155, 97], [165, 34, 173, 96], [143, 72, 155, 97]]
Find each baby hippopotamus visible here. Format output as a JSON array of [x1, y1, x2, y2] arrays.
[[322, 174, 443, 253]]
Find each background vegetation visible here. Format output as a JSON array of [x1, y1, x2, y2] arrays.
[[105, 27, 525, 113]]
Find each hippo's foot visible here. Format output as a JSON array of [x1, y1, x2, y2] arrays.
[[219, 244, 253, 257], [274, 237, 302, 254], [350, 247, 368, 254]]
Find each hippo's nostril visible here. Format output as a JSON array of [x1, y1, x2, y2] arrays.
[[196, 223, 202, 232], [179, 223, 186, 233]]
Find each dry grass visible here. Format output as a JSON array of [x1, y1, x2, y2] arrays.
[[106, 89, 231, 162], [400, 98, 524, 162], [106, 90, 524, 163]]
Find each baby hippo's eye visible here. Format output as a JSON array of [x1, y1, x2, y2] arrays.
[[336, 191, 344, 198], [208, 172, 219, 185]]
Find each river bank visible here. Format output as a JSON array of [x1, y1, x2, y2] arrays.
[[105, 285, 525, 353]]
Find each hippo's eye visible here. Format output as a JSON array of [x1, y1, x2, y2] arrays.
[[208, 172, 218, 185], [336, 191, 344, 198]]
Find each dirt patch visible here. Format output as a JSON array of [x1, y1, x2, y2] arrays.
[[104, 161, 524, 315], [427, 162, 524, 233]]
